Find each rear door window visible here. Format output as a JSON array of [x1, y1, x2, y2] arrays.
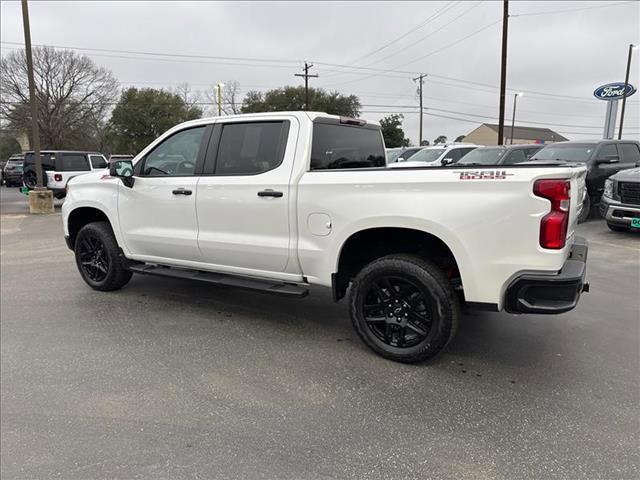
[[311, 123, 385, 170], [444, 149, 462, 163], [89, 155, 108, 169], [60, 153, 90, 172], [619, 143, 640, 164], [597, 144, 619, 160], [214, 121, 289, 175]]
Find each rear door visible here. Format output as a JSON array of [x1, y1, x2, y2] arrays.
[[196, 117, 298, 273]]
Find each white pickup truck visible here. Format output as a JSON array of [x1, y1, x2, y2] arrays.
[[62, 112, 589, 363]]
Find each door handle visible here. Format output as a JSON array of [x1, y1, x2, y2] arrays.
[[172, 188, 192, 195], [257, 189, 283, 198]]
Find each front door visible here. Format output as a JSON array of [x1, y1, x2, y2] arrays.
[[117, 125, 210, 263], [196, 118, 298, 274]]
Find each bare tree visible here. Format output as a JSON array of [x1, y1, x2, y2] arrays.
[[173, 82, 201, 110], [206, 80, 242, 115], [0, 46, 118, 149]]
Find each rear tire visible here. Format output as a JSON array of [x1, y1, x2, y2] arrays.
[[577, 194, 591, 223], [607, 222, 628, 232], [74, 221, 132, 291], [348, 254, 459, 363]]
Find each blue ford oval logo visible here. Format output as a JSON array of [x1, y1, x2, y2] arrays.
[[593, 82, 636, 100]]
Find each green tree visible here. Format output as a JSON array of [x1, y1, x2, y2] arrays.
[[108, 88, 202, 154], [420, 140, 430, 146], [0, 133, 22, 160], [241, 86, 361, 117], [454, 135, 466, 142], [379, 114, 410, 148], [433, 135, 447, 144]]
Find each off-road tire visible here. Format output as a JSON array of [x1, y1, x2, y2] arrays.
[[348, 254, 459, 363], [74, 221, 132, 291], [22, 166, 47, 190]]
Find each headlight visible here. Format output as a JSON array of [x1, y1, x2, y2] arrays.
[[603, 179, 614, 198]]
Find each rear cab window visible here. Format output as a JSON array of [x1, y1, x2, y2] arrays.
[[23, 152, 55, 170], [311, 119, 385, 170]]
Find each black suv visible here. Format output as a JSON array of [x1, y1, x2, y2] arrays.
[[529, 140, 640, 222]]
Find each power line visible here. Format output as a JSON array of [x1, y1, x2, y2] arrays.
[[359, 1, 484, 69], [346, 1, 459, 65], [511, 1, 635, 18], [326, 18, 500, 87]]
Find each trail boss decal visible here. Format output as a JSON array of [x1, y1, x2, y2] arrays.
[[455, 170, 514, 180]]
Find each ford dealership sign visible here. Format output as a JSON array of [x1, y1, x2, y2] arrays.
[[593, 82, 636, 100]]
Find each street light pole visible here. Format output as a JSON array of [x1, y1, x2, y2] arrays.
[[618, 43, 637, 139], [216, 83, 225, 116], [510, 92, 522, 145], [21, 0, 42, 189]]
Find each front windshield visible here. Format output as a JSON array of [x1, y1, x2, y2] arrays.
[[403, 148, 444, 163], [530, 144, 595, 162], [457, 148, 506, 165]]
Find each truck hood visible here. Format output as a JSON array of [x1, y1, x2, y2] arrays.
[[610, 167, 640, 182], [68, 169, 108, 185]]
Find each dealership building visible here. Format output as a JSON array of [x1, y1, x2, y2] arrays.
[[463, 123, 568, 145]]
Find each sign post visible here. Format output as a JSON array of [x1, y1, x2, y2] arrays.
[[593, 82, 636, 140]]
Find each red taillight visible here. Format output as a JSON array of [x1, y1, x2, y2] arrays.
[[534, 179, 570, 249], [54, 174, 62, 182]]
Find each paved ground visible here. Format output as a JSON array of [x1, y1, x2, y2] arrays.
[[1, 185, 639, 480]]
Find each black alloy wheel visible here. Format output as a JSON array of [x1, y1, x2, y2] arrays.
[[363, 276, 433, 348], [77, 234, 110, 282]]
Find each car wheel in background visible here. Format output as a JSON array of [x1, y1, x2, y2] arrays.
[[348, 254, 459, 363]]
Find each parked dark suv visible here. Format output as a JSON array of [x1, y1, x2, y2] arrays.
[[529, 140, 640, 222]]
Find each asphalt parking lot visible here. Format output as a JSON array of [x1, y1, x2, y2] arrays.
[[1, 185, 639, 480]]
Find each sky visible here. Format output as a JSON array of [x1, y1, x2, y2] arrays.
[[1, 0, 639, 145]]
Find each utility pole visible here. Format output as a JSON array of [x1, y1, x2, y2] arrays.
[[510, 92, 522, 144], [497, 0, 509, 145], [21, 0, 53, 214], [215, 83, 225, 116], [413, 74, 426, 145], [618, 43, 637, 139], [294, 62, 318, 110], [21, 0, 42, 188]]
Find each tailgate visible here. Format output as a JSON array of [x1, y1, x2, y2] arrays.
[[567, 167, 587, 239]]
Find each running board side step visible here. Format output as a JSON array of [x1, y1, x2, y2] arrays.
[[129, 264, 309, 298]]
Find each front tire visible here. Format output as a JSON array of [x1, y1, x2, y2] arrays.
[[607, 222, 628, 232], [348, 254, 459, 363], [74, 221, 132, 291]]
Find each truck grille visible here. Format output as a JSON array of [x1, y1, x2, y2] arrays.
[[618, 181, 640, 205]]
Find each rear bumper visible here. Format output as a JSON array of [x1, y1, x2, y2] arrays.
[[504, 236, 589, 314]]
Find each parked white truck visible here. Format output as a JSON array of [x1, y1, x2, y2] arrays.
[[62, 112, 589, 363]]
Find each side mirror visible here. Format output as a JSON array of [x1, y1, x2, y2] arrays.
[[397, 157, 404, 162], [109, 159, 135, 187], [595, 155, 619, 165], [441, 158, 453, 166]]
